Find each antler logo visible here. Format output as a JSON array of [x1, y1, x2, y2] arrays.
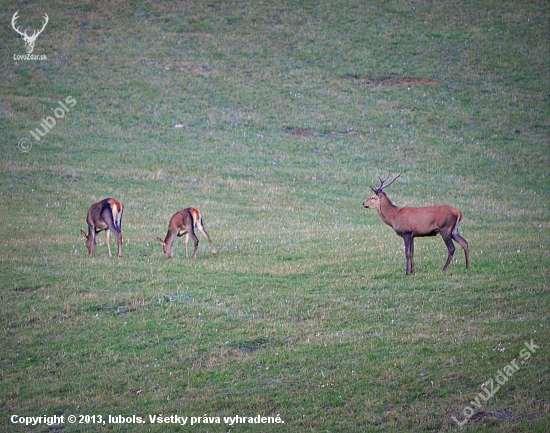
[[11, 11, 49, 54]]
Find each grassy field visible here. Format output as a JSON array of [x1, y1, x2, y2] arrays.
[[1, 0, 549, 431]]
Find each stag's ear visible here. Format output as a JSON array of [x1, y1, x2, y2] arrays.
[[80, 230, 88, 240], [156, 237, 165, 246]]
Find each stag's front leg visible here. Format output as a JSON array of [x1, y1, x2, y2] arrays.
[[403, 233, 414, 275]]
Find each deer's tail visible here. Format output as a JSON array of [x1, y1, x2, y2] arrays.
[[452, 209, 463, 234], [107, 198, 124, 232]]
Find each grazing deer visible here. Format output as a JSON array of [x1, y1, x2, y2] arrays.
[[156, 208, 217, 259], [80, 198, 124, 258], [363, 172, 470, 275]]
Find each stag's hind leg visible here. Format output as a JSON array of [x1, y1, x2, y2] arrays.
[[452, 228, 470, 268], [409, 236, 415, 274], [441, 231, 456, 271]]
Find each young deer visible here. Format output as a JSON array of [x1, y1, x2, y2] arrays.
[[80, 198, 124, 257], [363, 172, 470, 275], [156, 208, 217, 259]]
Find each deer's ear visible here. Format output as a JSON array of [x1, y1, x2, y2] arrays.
[[156, 237, 165, 246], [80, 230, 88, 239]]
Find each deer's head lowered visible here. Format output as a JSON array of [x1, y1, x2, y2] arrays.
[[12, 11, 49, 54]]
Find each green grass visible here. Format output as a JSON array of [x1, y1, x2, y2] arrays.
[[1, 0, 549, 431]]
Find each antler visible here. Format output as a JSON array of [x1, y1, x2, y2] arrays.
[[11, 11, 48, 38], [373, 170, 402, 192], [381, 170, 401, 190], [11, 11, 26, 37], [33, 13, 49, 38], [378, 171, 391, 187]]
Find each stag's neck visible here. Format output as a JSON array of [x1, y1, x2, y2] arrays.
[[377, 192, 399, 226]]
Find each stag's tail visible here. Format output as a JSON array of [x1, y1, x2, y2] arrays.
[[452, 209, 463, 235]]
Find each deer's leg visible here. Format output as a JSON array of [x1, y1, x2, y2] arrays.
[[105, 226, 123, 258], [102, 208, 122, 258], [110, 220, 123, 258], [196, 221, 217, 256], [183, 233, 189, 258], [115, 229, 123, 258], [451, 229, 470, 268], [106, 228, 123, 258], [403, 233, 414, 275], [189, 229, 200, 259], [105, 229, 112, 257], [410, 236, 415, 274], [442, 232, 456, 271]]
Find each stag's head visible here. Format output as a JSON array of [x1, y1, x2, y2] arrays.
[[363, 171, 401, 209], [12, 11, 49, 54]]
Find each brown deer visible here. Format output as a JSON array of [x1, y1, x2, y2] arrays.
[[363, 172, 470, 275], [80, 198, 124, 257], [156, 208, 217, 259]]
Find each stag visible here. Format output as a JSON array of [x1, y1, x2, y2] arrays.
[[363, 172, 470, 275], [11, 11, 49, 54], [157, 208, 217, 259], [80, 198, 124, 258]]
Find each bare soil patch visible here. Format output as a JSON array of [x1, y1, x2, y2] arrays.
[[287, 127, 364, 138], [349, 75, 438, 87]]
